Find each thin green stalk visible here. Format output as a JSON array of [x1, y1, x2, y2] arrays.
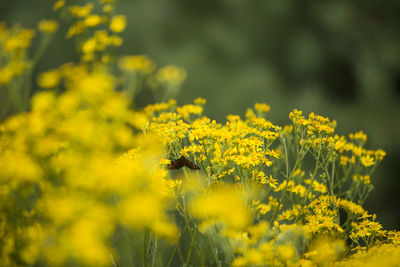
[[294, 153, 320, 222], [324, 155, 339, 223], [142, 231, 148, 267], [207, 235, 221, 267], [181, 206, 202, 263], [0, 89, 11, 120], [120, 227, 134, 267], [166, 223, 189, 267], [270, 135, 302, 223], [151, 235, 158, 267], [23, 34, 52, 109], [112, 195, 134, 267], [185, 229, 197, 266], [330, 157, 337, 212]]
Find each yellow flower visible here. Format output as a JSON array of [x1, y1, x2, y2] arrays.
[[102, 4, 113, 13], [360, 154, 375, 167], [375, 149, 386, 161], [84, 15, 102, 27], [257, 204, 271, 215], [53, 0, 65, 11], [118, 55, 156, 74], [160, 158, 171, 165], [3, 28, 34, 51], [190, 185, 251, 230], [254, 103, 271, 113], [109, 35, 123, 46], [38, 20, 58, 33], [305, 236, 345, 264], [194, 97, 207, 105], [312, 181, 327, 193], [69, 3, 94, 18], [81, 38, 97, 54], [110, 15, 126, 32], [156, 65, 187, 85], [37, 69, 61, 88], [349, 130, 367, 142]]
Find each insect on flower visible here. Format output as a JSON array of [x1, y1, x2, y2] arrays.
[[167, 156, 200, 170]]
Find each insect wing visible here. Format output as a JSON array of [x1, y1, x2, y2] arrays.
[[167, 156, 200, 170], [182, 157, 200, 170], [167, 156, 185, 169]]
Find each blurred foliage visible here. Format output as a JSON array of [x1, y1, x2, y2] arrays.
[[1, 0, 400, 228]]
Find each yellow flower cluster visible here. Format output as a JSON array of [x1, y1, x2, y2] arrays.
[[53, 0, 125, 63], [37, 20, 58, 33], [145, 98, 399, 265], [0, 23, 33, 85], [118, 55, 156, 74], [0, 65, 178, 265]]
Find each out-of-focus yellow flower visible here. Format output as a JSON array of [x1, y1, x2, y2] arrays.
[[277, 244, 296, 263], [349, 130, 367, 142], [110, 15, 126, 32], [118, 55, 156, 74], [119, 192, 177, 241], [3, 28, 34, 51], [37, 20, 58, 33], [75, 72, 114, 100], [66, 21, 86, 38], [156, 65, 187, 85], [336, 244, 400, 267], [0, 66, 14, 85], [109, 35, 122, 46], [0, 151, 42, 184], [254, 103, 271, 113], [305, 236, 345, 264], [102, 4, 113, 13], [190, 185, 251, 230], [194, 97, 206, 105], [160, 158, 171, 165], [176, 104, 203, 119], [37, 69, 61, 88], [53, 0, 65, 11], [81, 38, 97, 54], [31, 91, 56, 112], [69, 3, 94, 18], [20, 223, 44, 264], [84, 15, 102, 27]]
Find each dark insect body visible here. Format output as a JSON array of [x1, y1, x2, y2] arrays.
[[167, 156, 200, 170]]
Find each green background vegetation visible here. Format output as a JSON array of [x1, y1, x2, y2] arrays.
[[2, 0, 400, 229]]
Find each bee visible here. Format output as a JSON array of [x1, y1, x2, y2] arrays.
[[167, 156, 200, 170]]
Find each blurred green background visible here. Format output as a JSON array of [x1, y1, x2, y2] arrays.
[[2, 0, 400, 229]]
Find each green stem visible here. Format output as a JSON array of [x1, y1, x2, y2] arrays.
[[207, 234, 221, 267], [270, 134, 302, 223], [294, 153, 320, 222], [143, 231, 147, 267], [166, 223, 189, 267], [150, 235, 157, 267], [324, 155, 339, 223], [0, 88, 11, 120], [185, 229, 197, 266]]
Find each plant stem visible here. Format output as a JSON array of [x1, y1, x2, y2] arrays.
[[295, 153, 320, 222], [185, 229, 197, 266], [143, 231, 148, 267], [271, 134, 302, 223], [166, 223, 189, 267], [151, 235, 158, 267]]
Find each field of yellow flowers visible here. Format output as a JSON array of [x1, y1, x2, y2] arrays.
[[1, 1, 399, 266]]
